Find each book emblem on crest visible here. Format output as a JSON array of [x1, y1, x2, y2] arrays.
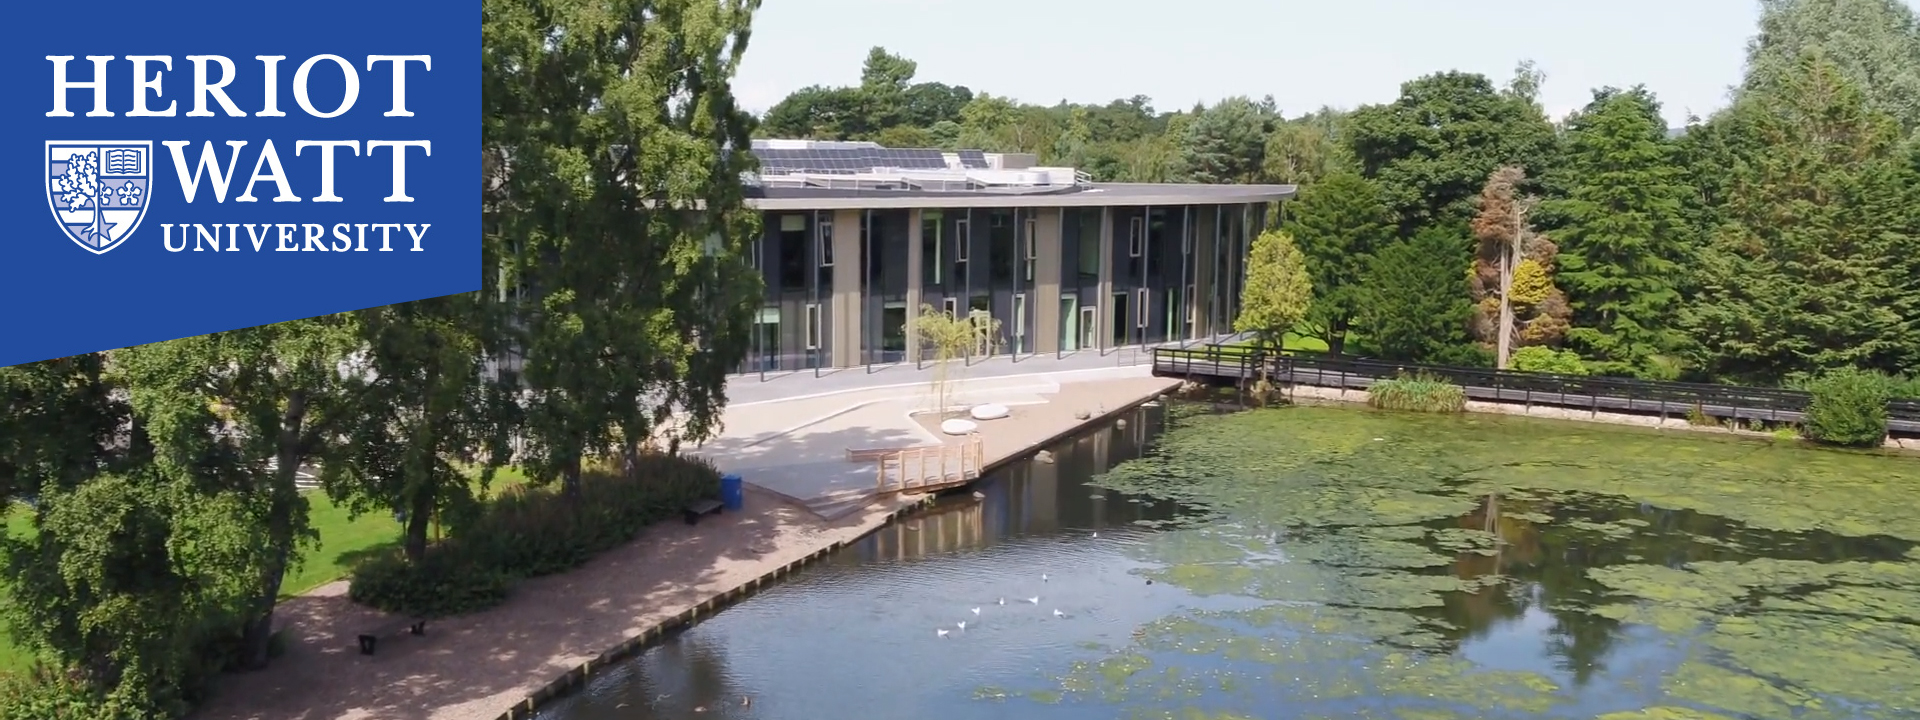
[[45, 141, 154, 255]]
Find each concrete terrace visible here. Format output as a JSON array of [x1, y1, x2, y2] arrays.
[[704, 351, 1179, 518]]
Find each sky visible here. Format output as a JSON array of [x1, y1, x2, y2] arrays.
[[730, 0, 1865, 128]]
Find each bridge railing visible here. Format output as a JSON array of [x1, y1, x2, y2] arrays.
[[1152, 345, 1920, 431]]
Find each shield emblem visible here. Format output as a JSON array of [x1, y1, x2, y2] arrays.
[[46, 141, 154, 255]]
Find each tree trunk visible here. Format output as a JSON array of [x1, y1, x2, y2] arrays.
[[562, 453, 583, 501], [241, 393, 307, 670], [403, 483, 433, 563], [1496, 241, 1515, 369], [238, 541, 289, 670], [1327, 317, 1349, 356]]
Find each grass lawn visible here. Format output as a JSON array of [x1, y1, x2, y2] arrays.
[[1170, 331, 1332, 357], [0, 466, 530, 673]]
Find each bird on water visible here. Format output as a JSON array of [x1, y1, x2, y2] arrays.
[[1026, 596, 1041, 604]]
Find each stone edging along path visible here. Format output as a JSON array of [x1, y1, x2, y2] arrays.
[[490, 493, 937, 720], [488, 376, 1181, 720]]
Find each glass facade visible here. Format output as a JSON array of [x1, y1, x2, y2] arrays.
[[734, 201, 1267, 374]]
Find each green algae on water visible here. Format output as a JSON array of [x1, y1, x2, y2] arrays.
[[1062, 405, 1920, 720]]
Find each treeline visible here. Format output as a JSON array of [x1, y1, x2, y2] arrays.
[[764, 0, 1920, 391], [0, 1, 763, 717]]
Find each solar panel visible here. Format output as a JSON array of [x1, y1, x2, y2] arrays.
[[897, 149, 948, 169], [749, 144, 986, 175]]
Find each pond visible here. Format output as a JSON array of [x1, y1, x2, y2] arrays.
[[537, 402, 1920, 720]]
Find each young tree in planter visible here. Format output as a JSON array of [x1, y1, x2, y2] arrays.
[[906, 304, 977, 417], [1234, 229, 1314, 353], [485, 0, 765, 498]]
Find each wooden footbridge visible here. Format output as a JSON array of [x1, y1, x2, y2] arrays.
[[848, 434, 987, 495], [1151, 345, 1920, 435]]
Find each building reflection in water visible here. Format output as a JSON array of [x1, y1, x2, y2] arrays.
[[847, 403, 1176, 563]]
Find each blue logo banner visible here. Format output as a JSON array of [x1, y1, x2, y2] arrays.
[[1, 0, 478, 367]]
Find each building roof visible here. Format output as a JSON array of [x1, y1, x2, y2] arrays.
[[743, 138, 1294, 210], [747, 181, 1296, 210]]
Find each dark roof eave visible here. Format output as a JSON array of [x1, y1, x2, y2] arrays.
[[745, 182, 1296, 210]]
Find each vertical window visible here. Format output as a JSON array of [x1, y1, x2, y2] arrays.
[[804, 303, 822, 350], [817, 217, 834, 267], [922, 211, 943, 286], [1128, 216, 1145, 257], [942, 297, 959, 317], [1078, 210, 1101, 279], [955, 218, 971, 262], [1136, 288, 1149, 328], [1012, 293, 1028, 355], [1024, 218, 1038, 260]]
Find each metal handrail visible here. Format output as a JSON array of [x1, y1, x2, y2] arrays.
[[1150, 345, 1920, 424]]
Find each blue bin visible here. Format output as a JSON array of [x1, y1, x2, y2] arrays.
[[720, 473, 745, 511]]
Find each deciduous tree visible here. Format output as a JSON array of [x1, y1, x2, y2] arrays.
[[1234, 229, 1314, 351], [484, 0, 765, 498], [1744, 0, 1920, 134], [115, 316, 367, 670], [1345, 71, 1559, 233], [329, 295, 518, 564]]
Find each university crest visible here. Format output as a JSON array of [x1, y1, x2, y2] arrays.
[[46, 141, 153, 255]]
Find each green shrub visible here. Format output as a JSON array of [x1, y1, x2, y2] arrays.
[[1509, 346, 1588, 375], [1427, 344, 1495, 368], [350, 452, 720, 617], [347, 549, 513, 618], [1802, 368, 1892, 447], [0, 667, 144, 720], [1685, 403, 1715, 426], [1367, 372, 1467, 413], [1892, 374, 1920, 400]]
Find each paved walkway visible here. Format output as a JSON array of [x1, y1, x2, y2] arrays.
[[723, 333, 1244, 406], [192, 363, 1180, 720], [699, 366, 1173, 517]]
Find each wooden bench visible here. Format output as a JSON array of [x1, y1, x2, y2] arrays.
[[357, 616, 427, 656], [683, 498, 723, 525]]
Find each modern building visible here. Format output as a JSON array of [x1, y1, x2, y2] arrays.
[[735, 139, 1295, 374]]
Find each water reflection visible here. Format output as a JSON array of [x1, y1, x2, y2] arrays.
[[542, 403, 1920, 720], [1429, 488, 1914, 692], [539, 404, 1208, 720]]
